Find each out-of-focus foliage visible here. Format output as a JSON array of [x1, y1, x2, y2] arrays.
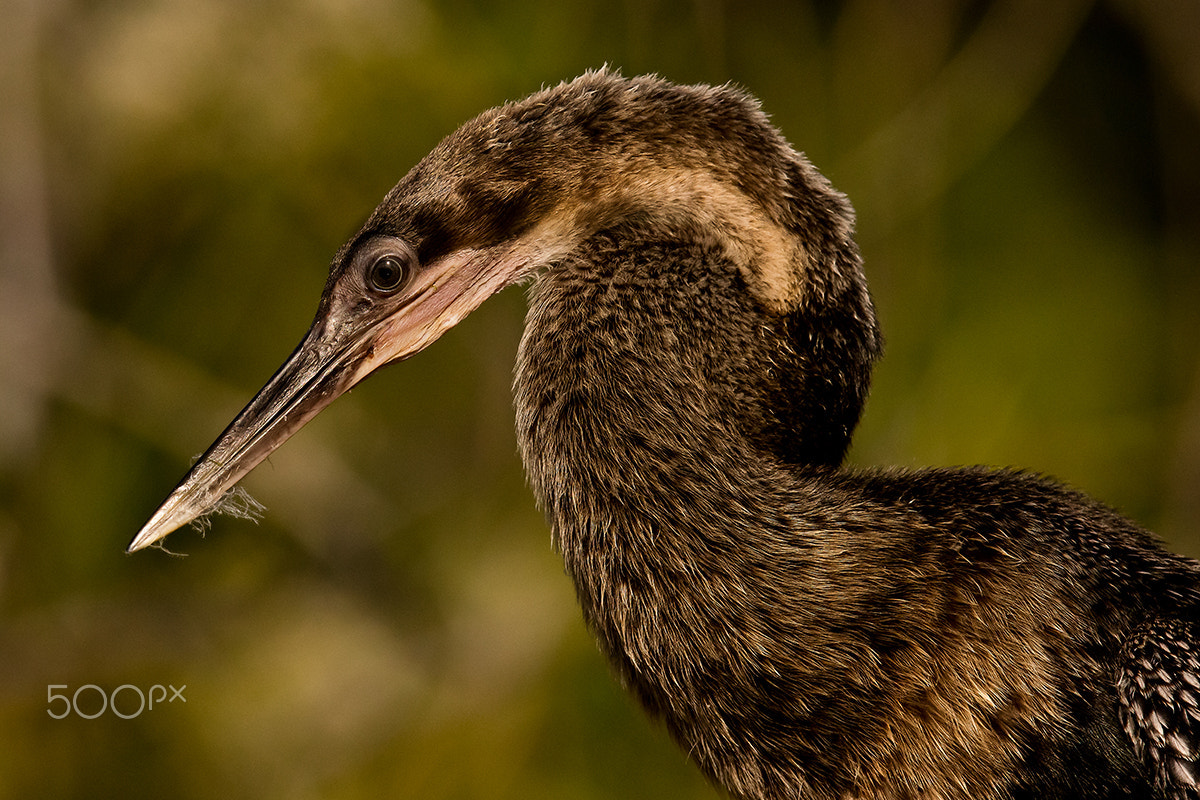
[[1, 0, 1198, 797]]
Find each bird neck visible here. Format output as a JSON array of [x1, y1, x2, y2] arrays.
[[512, 218, 878, 564], [512, 220, 879, 793]]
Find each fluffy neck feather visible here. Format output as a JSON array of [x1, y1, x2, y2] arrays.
[[511, 221, 879, 797]]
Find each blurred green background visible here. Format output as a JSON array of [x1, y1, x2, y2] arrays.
[[2, 0, 1198, 797]]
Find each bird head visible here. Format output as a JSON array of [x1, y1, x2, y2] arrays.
[[129, 70, 869, 552]]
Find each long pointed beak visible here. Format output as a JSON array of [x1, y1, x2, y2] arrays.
[[126, 320, 372, 553], [128, 240, 527, 554]]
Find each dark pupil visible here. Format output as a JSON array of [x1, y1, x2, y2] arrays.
[[371, 256, 405, 291]]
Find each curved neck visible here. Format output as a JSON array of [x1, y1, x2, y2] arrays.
[[511, 218, 880, 795], [513, 222, 878, 541]]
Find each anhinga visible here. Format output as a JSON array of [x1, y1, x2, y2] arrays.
[[130, 71, 1200, 799]]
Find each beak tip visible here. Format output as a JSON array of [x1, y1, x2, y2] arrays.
[[127, 498, 193, 554], [126, 521, 168, 554], [126, 531, 155, 554]]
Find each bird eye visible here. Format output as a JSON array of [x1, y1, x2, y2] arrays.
[[367, 254, 409, 294]]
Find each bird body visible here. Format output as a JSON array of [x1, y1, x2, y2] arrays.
[[514, 217, 1193, 799], [131, 72, 1200, 799]]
